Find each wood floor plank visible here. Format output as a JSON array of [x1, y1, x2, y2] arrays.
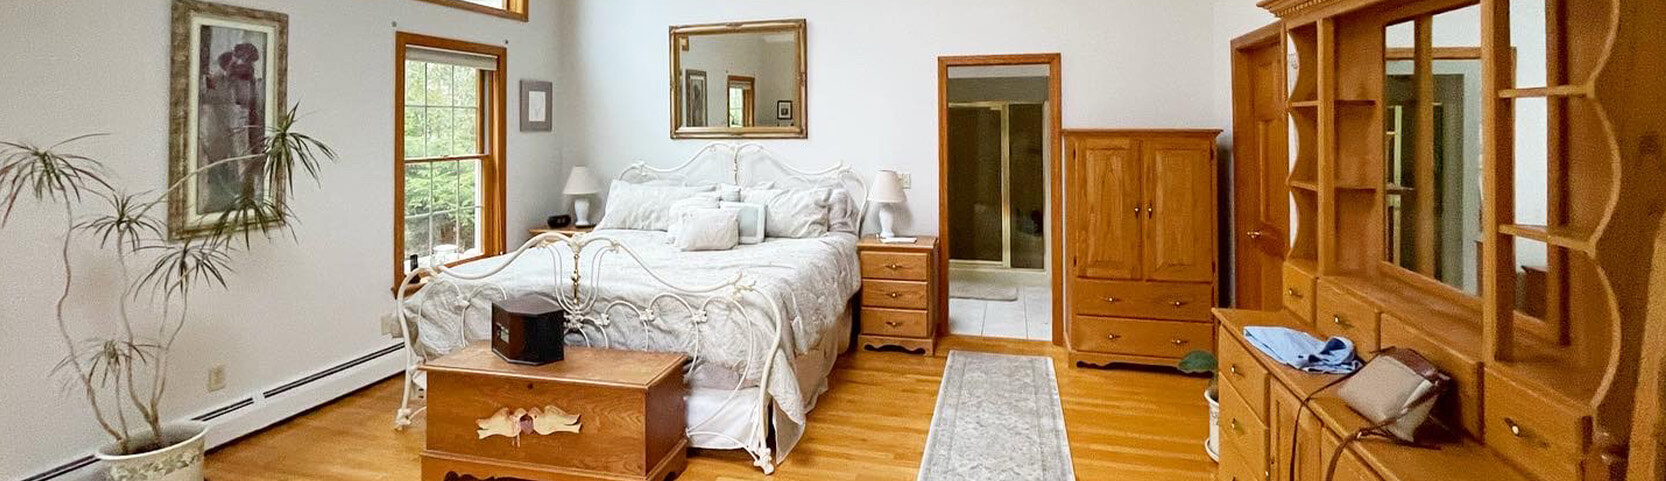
[[205, 336, 1215, 480]]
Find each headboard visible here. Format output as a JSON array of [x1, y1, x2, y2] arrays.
[[617, 142, 871, 231]]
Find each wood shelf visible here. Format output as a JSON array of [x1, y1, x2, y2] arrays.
[[1333, 184, 1378, 192], [1334, 98, 1378, 106], [1498, 85, 1590, 99], [1291, 100, 1320, 108], [1289, 178, 1319, 192], [1498, 224, 1595, 252]]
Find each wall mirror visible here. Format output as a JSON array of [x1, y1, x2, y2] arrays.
[[1381, 5, 1484, 295], [670, 19, 807, 139]]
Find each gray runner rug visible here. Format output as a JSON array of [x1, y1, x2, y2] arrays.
[[917, 351, 1076, 481]]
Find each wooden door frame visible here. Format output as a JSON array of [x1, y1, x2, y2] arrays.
[[937, 53, 1064, 345], [1229, 22, 1289, 309]]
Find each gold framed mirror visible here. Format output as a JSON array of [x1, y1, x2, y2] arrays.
[[670, 19, 807, 139]]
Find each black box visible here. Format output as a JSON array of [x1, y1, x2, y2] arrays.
[[490, 297, 566, 365]]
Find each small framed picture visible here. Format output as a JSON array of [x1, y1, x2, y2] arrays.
[[775, 100, 793, 121], [520, 79, 552, 132]]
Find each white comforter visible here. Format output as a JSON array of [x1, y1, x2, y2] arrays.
[[402, 230, 860, 424]]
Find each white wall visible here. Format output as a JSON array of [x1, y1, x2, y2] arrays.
[[560, 0, 1276, 237], [0, 0, 564, 478]]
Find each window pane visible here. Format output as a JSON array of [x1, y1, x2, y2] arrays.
[[404, 61, 425, 105], [403, 107, 426, 159], [454, 108, 479, 154], [460, 206, 481, 254], [431, 209, 458, 252], [425, 108, 454, 157], [463, 0, 506, 9], [404, 163, 433, 217], [454, 66, 479, 106], [426, 63, 453, 108], [404, 214, 432, 262], [459, 159, 481, 208]]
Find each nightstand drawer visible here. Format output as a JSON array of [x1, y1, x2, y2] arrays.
[[1069, 315, 1212, 359], [860, 307, 929, 338], [862, 280, 930, 309], [860, 251, 931, 281]]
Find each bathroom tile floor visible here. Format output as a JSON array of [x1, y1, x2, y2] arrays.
[[947, 285, 1053, 341]]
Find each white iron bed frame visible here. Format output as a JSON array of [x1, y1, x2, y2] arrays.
[[391, 143, 867, 474]]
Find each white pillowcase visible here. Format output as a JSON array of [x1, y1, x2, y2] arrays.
[[670, 208, 740, 251], [595, 180, 716, 231], [720, 201, 767, 244], [826, 188, 860, 235], [665, 194, 721, 243], [741, 187, 831, 239]]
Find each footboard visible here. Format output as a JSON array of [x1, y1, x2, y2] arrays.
[[393, 232, 790, 473]]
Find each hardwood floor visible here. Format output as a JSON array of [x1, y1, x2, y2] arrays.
[[205, 336, 1215, 480]]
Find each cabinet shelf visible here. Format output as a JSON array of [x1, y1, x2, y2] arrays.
[[1498, 224, 1595, 252], [1290, 100, 1320, 109], [1289, 178, 1319, 192], [1498, 85, 1590, 99]]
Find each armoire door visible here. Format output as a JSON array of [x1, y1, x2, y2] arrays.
[[1068, 135, 1144, 280], [1142, 137, 1216, 282]]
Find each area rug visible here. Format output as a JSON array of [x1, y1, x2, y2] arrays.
[[917, 351, 1075, 481], [949, 279, 1020, 301]]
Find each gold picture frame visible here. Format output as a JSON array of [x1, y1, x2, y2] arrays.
[[669, 19, 807, 139]]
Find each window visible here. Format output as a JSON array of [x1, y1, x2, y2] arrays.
[[412, 0, 527, 22], [395, 33, 507, 285], [726, 75, 755, 128]]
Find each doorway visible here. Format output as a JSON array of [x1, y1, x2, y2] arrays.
[[1230, 24, 1290, 310], [937, 54, 1062, 344]]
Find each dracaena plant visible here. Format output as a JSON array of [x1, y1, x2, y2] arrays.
[[0, 104, 336, 455]]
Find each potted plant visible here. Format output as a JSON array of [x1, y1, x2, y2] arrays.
[[1178, 349, 1220, 462], [0, 105, 334, 481]]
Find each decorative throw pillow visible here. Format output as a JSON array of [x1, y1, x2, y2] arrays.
[[595, 180, 715, 231], [719, 201, 767, 244], [670, 208, 740, 251], [666, 194, 722, 243], [741, 187, 831, 239], [826, 188, 860, 235]]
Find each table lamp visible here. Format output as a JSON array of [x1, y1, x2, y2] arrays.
[[563, 166, 601, 227], [869, 170, 907, 239]]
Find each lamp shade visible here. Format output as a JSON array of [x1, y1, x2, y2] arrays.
[[869, 170, 907, 204], [562, 166, 601, 195]]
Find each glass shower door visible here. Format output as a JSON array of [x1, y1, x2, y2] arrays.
[[947, 105, 1005, 264]]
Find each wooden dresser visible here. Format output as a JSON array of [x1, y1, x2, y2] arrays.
[[856, 235, 940, 356], [420, 344, 689, 481], [1063, 129, 1220, 368]]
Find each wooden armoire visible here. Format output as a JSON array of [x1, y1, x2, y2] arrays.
[[1063, 129, 1221, 368]]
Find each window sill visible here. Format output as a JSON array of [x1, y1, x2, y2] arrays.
[[412, 0, 527, 22]]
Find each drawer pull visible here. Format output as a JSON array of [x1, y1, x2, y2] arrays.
[[1332, 315, 1353, 328], [884, 321, 902, 328], [1229, 364, 1242, 376], [1170, 300, 1189, 308], [1170, 338, 1189, 346], [1102, 296, 1121, 303], [887, 292, 902, 298], [885, 263, 904, 270], [1229, 418, 1243, 433], [1287, 288, 1303, 299], [1505, 417, 1525, 437], [1106, 333, 1122, 341]]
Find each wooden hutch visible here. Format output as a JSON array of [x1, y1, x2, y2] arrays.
[[1215, 0, 1665, 480]]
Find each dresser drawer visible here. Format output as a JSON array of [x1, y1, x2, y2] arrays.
[[1483, 369, 1589, 481], [1380, 313, 1482, 437], [1314, 280, 1379, 354], [1219, 380, 1268, 475], [1069, 316, 1212, 359], [862, 279, 930, 309], [860, 250, 931, 281], [1217, 436, 1269, 481], [1282, 263, 1316, 324], [860, 307, 929, 338], [1070, 279, 1213, 322], [1217, 328, 1269, 423]]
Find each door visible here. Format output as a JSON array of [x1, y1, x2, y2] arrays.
[[1144, 138, 1216, 282], [1231, 23, 1290, 309], [1068, 135, 1143, 280]]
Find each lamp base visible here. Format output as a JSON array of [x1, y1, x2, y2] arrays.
[[573, 197, 594, 227], [877, 204, 898, 239]]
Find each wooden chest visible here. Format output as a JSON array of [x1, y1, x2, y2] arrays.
[[420, 344, 689, 481]]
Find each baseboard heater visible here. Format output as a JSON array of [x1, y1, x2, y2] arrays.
[[22, 343, 405, 481]]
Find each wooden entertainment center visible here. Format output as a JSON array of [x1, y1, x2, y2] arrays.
[[1218, 0, 1666, 480]]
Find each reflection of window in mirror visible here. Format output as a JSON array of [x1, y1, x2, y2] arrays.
[[727, 76, 755, 128], [1380, 5, 1484, 296]]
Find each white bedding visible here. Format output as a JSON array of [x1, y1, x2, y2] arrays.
[[402, 229, 860, 425]]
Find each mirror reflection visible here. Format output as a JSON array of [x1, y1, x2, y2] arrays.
[[671, 20, 806, 138], [1382, 6, 1484, 295]]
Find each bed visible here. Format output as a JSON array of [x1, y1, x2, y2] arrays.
[[391, 143, 868, 474]]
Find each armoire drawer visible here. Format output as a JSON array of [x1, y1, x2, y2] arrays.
[[1483, 369, 1589, 481], [859, 250, 931, 281], [1218, 378, 1268, 473], [1314, 280, 1380, 354], [861, 279, 930, 309], [1216, 328, 1269, 422], [1282, 263, 1316, 324], [1070, 279, 1213, 322], [859, 307, 929, 338], [1069, 316, 1212, 359]]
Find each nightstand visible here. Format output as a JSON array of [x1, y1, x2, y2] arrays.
[[529, 225, 595, 238], [856, 235, 940, 356]]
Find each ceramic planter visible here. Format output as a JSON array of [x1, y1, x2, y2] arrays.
[[1205, 389, 1220, 462], [94, 421, 208, 481]]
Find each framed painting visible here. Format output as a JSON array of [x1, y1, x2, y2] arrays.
[[520, 79, 552, 132], [776, 100, 793, 121], [684, 69, 707, 128], [168, 0, 288, 240]]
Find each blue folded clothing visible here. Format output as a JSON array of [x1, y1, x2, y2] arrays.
[[1242, 326, 1363, 374]]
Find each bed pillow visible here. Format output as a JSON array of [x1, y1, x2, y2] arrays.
[[826, 188, 860, 235], [719, 201, 767, 244], [666, 194, 722, 243], [741, 187, 831, 239], [670, 208, 740, 251], [595, 180, 716, 231]]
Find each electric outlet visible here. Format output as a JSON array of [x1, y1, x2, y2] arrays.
[[207, 365, 227, 392], [898, 172, 912, 189]]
